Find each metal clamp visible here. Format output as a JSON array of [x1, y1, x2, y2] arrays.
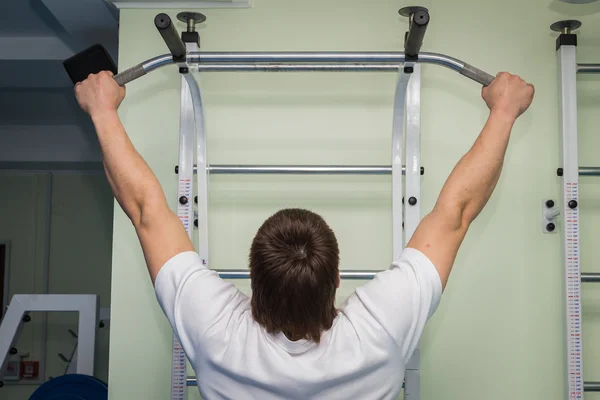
[[542, 199, 560, 233]]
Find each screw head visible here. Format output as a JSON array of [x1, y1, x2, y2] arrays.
[[408, 197, 417, 206], [179, 196, 188, 205], [546, 223, 556, 232], [568, 200, 578, 209], [545, 200, 555, 208]]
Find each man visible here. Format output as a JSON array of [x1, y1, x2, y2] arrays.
[[75, 71, 533, 399]]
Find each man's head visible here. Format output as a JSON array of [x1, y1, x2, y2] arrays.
[[249, 208, 340, 343]]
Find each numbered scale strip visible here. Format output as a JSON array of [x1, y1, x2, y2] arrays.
[[171, 50, 202, 398], [402, 64, 422, 400], [557, 38, 583, 400]]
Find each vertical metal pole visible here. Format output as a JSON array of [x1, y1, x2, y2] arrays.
[[391, 62, 412, 396], [392, 66, 411, 261], [403, 64, 421, 400], [75, 294, 98, 376], [183, 69, 209, 264], [171, 51, 196, 399], [557, 40, 583, 400]]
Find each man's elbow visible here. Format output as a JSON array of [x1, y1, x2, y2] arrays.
[[431, 203, 470, 233]]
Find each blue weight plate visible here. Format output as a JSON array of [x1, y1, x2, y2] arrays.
[[30, 374, 107, 400]]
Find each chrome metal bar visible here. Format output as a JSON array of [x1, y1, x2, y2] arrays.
[[578, 64, 600, 74], [142, 52, 464, 74], [187, 376, 405, 387], [557, 167, 600, 177], [581, 273, 600, 283], [585, 381, 600, 392], [194, 64, 401, 72], [175, 164, 425, 175], [580, 167, 600, 176], [215, 270, 377, 280], [135, 52, 492, 85], [209, 165, 393, 175]]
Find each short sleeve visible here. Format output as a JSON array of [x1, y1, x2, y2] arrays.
[[354, 247, 443, 361], [154, 251, 248, 364]]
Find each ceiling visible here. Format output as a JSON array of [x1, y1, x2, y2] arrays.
[[0, 0, 119, 89]]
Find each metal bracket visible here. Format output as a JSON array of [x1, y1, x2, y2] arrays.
[[542, 199, 560, 233], [0, 294, 98, 381]]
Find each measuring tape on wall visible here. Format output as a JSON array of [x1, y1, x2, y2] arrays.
[[556, 38, 583, 399], [171, 44, 202, 397]]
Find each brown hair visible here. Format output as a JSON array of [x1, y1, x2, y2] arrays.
[[249, 208, 339, 343]]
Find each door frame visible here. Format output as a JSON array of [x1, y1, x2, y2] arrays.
[[0, 240, 10, 319]]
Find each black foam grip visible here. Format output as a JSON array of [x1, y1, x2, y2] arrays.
[[460, 63, 495, 86], [405, 10, 429, 58], [154, 13, 186, 60], [114, 63, 146, 86]]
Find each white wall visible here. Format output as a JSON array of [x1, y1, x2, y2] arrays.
[[109, 1, 600, 399]]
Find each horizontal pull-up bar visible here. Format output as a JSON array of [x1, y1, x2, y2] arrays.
[[115, 51, 494, 87], [578, 64, 600, 73], [174, 164, 425, 175]]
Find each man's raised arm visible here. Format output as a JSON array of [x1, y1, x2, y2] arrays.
[[407, 72, 535, 290], [75, 71, 194, 283]]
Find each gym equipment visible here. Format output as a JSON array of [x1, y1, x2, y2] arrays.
[[63, 44, 118, 85], [0, 295, 99, 389], [551, 20, 600, 396], [29, 374, 108, 400], [66, 6, 494, 400]]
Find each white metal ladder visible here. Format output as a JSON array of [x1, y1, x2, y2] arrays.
[[171, 60, 424, 399], [552, 19, 600, 398]]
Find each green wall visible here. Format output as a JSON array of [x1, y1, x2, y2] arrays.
[[111, 0, 600, 399], [0, 172, 113, 399]]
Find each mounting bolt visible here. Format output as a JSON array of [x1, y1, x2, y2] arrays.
[[408, 197, 417, 206], [22, 315, 31, 323], [545, 199, 555, 208], [568, 200, 578, 209], [546, 223, 556, 232], [179, 196, 188, 205], [177, 12, 207, 33], [194, 196, 198, 204], [194, 219, 198, 227], [9, 347, 17, 355]]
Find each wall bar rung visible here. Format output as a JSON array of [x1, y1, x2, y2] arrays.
[[215, 270, 377, 280], [175, 165, 425, 175], [195, 64, 402, 72], [580, 167, 600, 176], [557, 167, 600, 176], [577, 64, 600, 73], [585, 381, 600, 392], [581, 273, 600, 283]]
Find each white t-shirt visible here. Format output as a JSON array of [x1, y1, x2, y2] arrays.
[[155, 247, 442, 400]]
